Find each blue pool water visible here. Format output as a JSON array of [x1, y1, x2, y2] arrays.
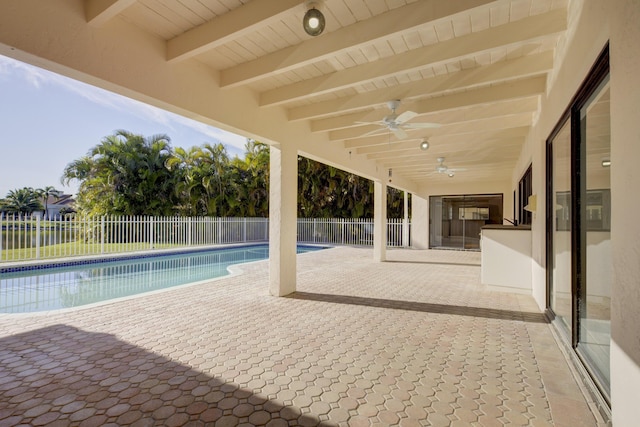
[[0, 244, 326, 314]]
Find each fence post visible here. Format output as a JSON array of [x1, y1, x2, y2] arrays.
[[35, 215, 41, 260], [101, 216, 105, 254], [188, 217, 192, 246], [0, 212, 3, 260], [313, 218, 317, 243], [149, 216, 154, 249], [243, 218, 247, 242]]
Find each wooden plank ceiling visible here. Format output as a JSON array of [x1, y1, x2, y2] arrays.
[[87, 0, 568, 184]]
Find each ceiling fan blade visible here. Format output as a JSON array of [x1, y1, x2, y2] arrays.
[[395, 110, 418, 124], [402, 122, 442, 129], [392, 127, 408, 139], [359, 127, 387, 137]]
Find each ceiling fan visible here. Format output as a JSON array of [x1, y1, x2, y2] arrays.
[[434, 157, 465, 177], [356, 99, 440, 140]]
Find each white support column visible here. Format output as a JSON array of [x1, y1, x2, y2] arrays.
[[411, 194, 429, 249], [402, 191, 409, 247], [373, 180, 387, 261], [269, 144, 298, 296]]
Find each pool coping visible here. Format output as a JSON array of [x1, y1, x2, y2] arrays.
[[0, 242, 329, 274]]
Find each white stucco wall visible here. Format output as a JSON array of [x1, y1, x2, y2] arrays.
[[480, 228, 532, 291], [609, 0, 640, 424], [511, 0, 640, 422]]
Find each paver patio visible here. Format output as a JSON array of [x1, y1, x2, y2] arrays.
[[0, 247, 605, 426]]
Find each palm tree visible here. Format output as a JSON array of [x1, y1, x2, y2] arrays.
[[2, 188, 43, 216], [62, 130, 176, 216], [38, 186, 61, 219]]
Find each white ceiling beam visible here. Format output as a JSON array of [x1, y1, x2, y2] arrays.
[[329, 96, 539, 141], [344, 126, 530, 150], [85, 0, 136, 26], [366, 137, 525, 161], [352, 115, 532, 153], [298, 52, 553, 125], [220, 0, 497, 88], [261, 8, 566, 106], [312, 77, 544, 132], [166, 0, 301, 63], [287, 51, 553, 121]]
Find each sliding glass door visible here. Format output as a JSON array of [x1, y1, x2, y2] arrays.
[[546, 45, 610, 400], [429, 194, 503, 251]]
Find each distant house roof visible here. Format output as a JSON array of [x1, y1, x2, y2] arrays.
[[46, 194, 75, 206]]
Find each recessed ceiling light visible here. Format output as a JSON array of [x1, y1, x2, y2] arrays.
[[420, 139, 429, 151]]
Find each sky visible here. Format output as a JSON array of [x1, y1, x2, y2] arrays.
[[0, 54, 249, 198]]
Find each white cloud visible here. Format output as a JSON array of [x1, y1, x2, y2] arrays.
[[0, 54, 249, 151]]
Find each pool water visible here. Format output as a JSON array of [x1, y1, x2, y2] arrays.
[[0, 244, 325, 313]]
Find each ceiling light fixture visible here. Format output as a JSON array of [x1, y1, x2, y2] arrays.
[[448, 172, 455, 178], [420, 139, 429, 151], [303, 1, 325, 36], [602, 159, 611, 167]]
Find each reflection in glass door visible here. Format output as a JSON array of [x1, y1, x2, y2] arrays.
[[578, 76, 611, 393], [429, 194, 503, 251]]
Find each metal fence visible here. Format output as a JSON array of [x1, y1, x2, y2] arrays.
[[0, 214, 410, 262]]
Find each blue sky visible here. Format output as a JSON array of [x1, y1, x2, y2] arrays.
[[0, 54, 248, 198]]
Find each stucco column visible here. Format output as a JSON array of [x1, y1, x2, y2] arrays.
[[403, 191, 410, 247], [411, 194, 429, 249], [269, 144, 298, 296], [373, 180, 387, 261]]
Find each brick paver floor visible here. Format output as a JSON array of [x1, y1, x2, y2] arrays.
[[0, 247, 604, 426]]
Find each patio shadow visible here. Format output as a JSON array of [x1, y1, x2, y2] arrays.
[[288, 292, 548, 324], [0, 324, 329, 426]]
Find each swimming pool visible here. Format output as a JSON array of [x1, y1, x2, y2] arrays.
[[0, 244, 326, 314]]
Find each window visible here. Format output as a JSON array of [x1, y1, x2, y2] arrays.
[[518, 165, 533, 225]]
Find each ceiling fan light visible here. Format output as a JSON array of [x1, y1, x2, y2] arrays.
[[420, 140, 429, 150], [448, 172, 455, 177], [303, 2, 325, 36]]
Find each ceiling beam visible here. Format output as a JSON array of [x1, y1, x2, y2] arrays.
[[329, 97, 538, 141], [366, 137, 525, 161], [85, 0, 136, 26], [290, 51, 551, 122], [353, 113, 532, 154], [220, 0, 497, 88], [166, 0, 301, 63], [312, 77, 544, 132], [346, 124, 530, 150], [260, 8, 566, 105]]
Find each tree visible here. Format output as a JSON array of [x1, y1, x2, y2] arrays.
[[2, 187, 43, 215], [61, 130, 177, 216], [227, 140, 270, 217], [38, 186, 61, 219]]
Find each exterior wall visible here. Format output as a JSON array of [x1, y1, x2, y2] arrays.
[[512, 0, 640, 422], [609, 0, 640, 424]]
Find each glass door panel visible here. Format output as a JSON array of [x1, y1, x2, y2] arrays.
[[578, 78, 611, 393], [551, 120, 572, 334]]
